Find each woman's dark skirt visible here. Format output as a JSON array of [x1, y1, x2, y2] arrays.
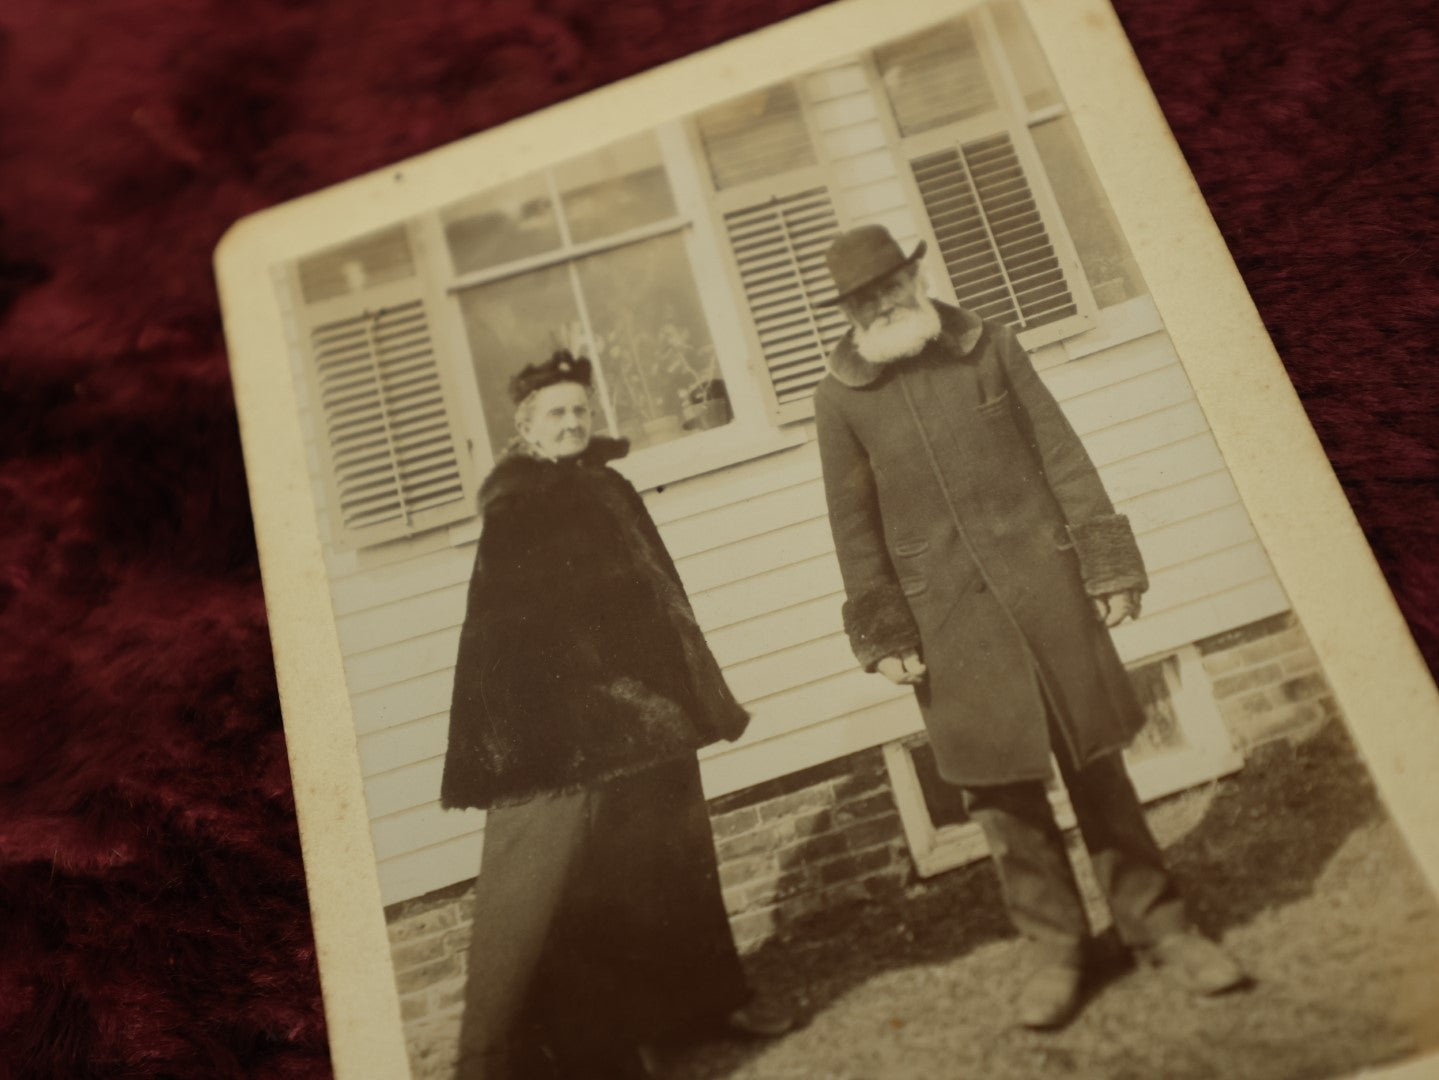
[[455, 754, 751, 1078]]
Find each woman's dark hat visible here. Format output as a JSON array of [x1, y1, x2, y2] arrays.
[[509, 349, 594, 405], [822, 225, 927, 305]]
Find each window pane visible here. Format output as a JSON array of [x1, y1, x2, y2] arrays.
[[876, 19, 997, 137], [991, 1, 1063, 114], [298, 226, 415, 304], [696, 83, 817, 190], [1030, 116, 1146, 308], [1126, 655, 1188, 763], [574, 233, 731, 451], [442, 176, 560, 277], [554, 132, 678, 245], [456, 265, 610, 457]]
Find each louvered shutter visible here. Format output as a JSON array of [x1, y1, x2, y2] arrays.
[[296, 228, 476, 549], [696, 81, 848, 417], [911, 131, 1078, 331], [721, 188, 848, 409]]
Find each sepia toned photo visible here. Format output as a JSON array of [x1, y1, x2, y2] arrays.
[[215, 0, 1439, 1077]]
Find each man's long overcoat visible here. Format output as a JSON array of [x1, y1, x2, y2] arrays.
[[814, 302, 1149, 786]]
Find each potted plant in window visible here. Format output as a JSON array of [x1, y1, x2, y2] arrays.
[[597, 312, 730, 447], [679, 376, 731, 431]]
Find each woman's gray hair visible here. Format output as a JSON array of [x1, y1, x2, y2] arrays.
[[513, 392, 539, 431], [514, 382, 592, 432]]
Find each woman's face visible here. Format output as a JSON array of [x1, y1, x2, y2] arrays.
[[517, 381, 593, 459]]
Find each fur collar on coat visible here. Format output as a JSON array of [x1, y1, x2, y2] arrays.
[[439, 436, 749, 810]]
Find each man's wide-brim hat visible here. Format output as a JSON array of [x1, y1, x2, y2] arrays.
[[822, 225, 926, 306], [509, 349, 594, 405]]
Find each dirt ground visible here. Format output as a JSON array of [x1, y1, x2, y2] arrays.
[[657, 721, 1439, 1080]]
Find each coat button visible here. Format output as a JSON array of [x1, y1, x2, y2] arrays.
[[974, 580, 987, 593]]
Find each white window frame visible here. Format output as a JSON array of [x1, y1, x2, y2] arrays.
[[884, 644, 1242, 878], [285, 223, 482, 553], [685, 79, 852, 427], [417, 121, 805, 497], [864, 7, 1099, 353]]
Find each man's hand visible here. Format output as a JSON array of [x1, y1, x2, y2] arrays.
[[877, 650, 927, 685], [1093, 590, 1142, 627]]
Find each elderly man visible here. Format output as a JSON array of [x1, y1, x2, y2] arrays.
[[441, 351, 790, 1079], [813, 225, 1244, 1029]]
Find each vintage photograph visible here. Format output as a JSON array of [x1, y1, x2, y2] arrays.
[[225, 0, 1439, 1077]]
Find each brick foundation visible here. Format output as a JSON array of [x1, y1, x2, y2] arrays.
[[383, 609, 1338, 1074], [1197, 610, 1341, 750], [386, 881, 474, 1079], [707, 746, 911, 953]]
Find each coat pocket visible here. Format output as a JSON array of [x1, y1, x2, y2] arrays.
[[974, 388, 1011, 415], [900, 577, 929, 599]]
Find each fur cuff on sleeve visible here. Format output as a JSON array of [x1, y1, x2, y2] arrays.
[[1069, 514, 1149, 597], [842, 582, 922, 673]]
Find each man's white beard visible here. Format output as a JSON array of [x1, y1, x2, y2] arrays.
[[853, 294, 942, 364]]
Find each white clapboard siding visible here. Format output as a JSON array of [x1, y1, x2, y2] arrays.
[[1141, 540, 1275, 618], [358, 712, 449, 776], [335, 579, 469, 657], [378, 825, 486, 907], [740, 665, 911, 744], [352, 668, 456, 737], [646, 438, 821, 525], [706, 590, 848, 669], [1137, 503, 1258, 575], [373, 800, 486, 863], [802, 63, 869, 105], [366, 756, 447, 820], [1086, 402, 1211, 470], [1041, 330, 1175, 400], [726, 632, 857, 704], [676, 516, 834, 595], [330, 542, 475, 618], [660, 477, 829, 560], [344, 625, 463, 697], [1098, 433, 1225, 505], [807, 61, 909, 234], [1063, 366, 1196, 437], [1121, 469, 1240, 535], [690, 553, 843, 633]]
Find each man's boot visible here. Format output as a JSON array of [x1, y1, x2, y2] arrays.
[[1146, 931, 1247, 995], [1015, 962, 1084, 1029]]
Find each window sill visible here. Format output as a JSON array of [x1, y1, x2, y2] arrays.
[[1061, 294, 1164, 360], [616, 422, 810, 493], [445, 423, 809, 547]]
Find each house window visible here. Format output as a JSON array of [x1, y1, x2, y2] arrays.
[[990, 2, 1146, 310], [872, 12, 1098, 349], [884, 645, 1241, 877], [693, 83, 849, 421], [290, 226, 479, 550], [441, 132, 736, 458]]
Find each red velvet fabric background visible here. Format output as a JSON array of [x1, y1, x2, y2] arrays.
[[1, 1, 1435, 1075]]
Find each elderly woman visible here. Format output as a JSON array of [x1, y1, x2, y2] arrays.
[[440, 351, 788, 1079]]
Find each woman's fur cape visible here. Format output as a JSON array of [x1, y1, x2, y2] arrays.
[[439, 437, 749, 810]]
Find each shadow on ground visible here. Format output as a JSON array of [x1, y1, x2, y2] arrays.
[[658, 719, 1439, 1079]]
